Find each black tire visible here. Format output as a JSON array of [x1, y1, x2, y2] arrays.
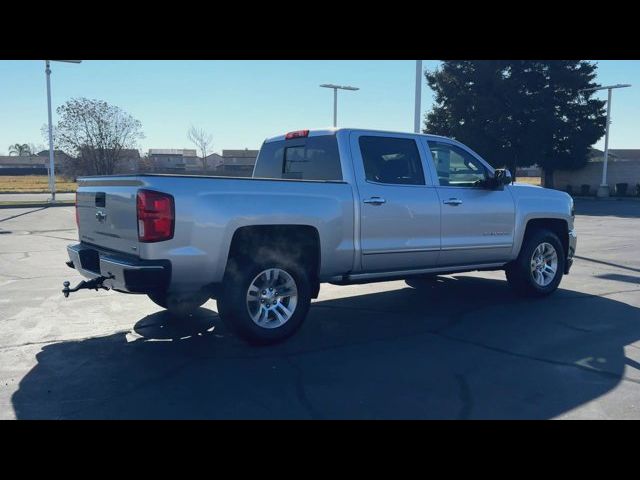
[[148, 291, 168, 309], [218, 257, 312, 345], [405, 274, 439, 289], [147, 290, 210, 318], [506, 228, 565, 297], [214, 291, 230, 318]]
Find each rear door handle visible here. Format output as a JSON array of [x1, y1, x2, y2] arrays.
[[363, 197, 386, 205], [443, 198, 463, 206]]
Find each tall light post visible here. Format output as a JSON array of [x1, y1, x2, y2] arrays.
[[319, 84, 359, 127], [45, 60, 82, 202], [414, 60, 423, 133], [579, 83, 631, 198]]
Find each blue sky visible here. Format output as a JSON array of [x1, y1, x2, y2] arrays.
[[0, 60, 638, 155]]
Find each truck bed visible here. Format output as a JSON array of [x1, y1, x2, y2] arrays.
[[75, 174, 356, 292]]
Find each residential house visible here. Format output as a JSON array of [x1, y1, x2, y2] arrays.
[[216, 149, 259, 177], [0, 150, 71, 175], [205, 153, 224, 170], [143, 148, 258, 176], [148, 149, 199, 173]]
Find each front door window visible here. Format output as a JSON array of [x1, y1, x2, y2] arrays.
[[427, 141, 487, 187]]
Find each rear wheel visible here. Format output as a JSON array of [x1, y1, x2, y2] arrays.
[[147, 290, 210, 318], [218, 257, 311, 345], [506, 228, 565, 297], [148, 292, 169, 309]]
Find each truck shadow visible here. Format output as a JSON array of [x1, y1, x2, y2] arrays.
[[11, 275, 640, 419]]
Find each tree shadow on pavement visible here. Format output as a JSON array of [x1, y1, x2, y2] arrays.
[[574, 198, 640, 218], [596, 273, 640, 285], [12, 275, 640, 419]]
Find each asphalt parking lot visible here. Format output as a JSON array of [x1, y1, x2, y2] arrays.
[[1, 199, 639, 419]]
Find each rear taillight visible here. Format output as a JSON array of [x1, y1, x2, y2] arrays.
[[75, 192, 79, 228], [136, 189, 175, 243]]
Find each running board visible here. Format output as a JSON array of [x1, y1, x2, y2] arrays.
[[328, 262, 506, 285]]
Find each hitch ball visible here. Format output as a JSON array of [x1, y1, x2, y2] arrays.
[[62, 276, 110, 298]]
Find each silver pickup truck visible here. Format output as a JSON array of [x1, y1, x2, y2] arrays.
[[64, 128, 577, 344]]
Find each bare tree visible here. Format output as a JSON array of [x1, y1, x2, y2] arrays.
[[53, 97, 144, 176], [187, 125, 213, 170]]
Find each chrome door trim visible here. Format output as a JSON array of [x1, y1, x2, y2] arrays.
[[441, 244, 512, 251], [362, 247, 440, 255]]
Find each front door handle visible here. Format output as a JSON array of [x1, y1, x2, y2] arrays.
[[363, 197, 386, 205], [443, 198, 463, 206]]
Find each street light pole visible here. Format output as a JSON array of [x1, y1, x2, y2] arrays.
[[579, 83, 631, 198], [414, 60, 422, 133], [44, 60, 82, 203], [333, 88, 338, 127], [602, 87, 612, 193], [45, 60, 55, 202], [320, 84, 359, 127]]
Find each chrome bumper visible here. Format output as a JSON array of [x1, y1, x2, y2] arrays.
[[66, 243, 170, 293]]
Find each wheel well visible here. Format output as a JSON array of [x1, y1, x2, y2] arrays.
[[226, 225, 321, 297], [523, 218, 568, 257]]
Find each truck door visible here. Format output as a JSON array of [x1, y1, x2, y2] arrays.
[[349, 131, 440, 273], [421, 139, 515, 266]]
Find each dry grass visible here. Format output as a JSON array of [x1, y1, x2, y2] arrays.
[[515, 176, 542, 186], [0, 175, 77, 193]]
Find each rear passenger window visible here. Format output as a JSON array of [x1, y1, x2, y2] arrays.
[[359, 136, 425, 185], [253, 135, 342, 181]]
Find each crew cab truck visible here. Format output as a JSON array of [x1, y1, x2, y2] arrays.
[[64, 128, 577, 344]]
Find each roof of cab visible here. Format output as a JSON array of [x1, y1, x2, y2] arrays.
[[263, 128, 453, 144]]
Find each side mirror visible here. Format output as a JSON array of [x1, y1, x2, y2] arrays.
[[485, 168, 512, 190], [495, 168, 512, 185]]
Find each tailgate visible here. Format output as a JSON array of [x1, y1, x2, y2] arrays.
[[77, 184, 139, 254]]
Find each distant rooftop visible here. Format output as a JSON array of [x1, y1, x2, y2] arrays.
[[149, 149, 197, 156], [0, 155, 48, 166], [37, 150, 69, 157], [589, 147, 640, 162], [223, 149, 259, 158], [609, 149, 640, 160]]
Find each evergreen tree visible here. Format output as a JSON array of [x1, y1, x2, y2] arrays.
[[424, 61, 607, 186]]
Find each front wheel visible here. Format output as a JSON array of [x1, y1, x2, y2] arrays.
[[405, 274, 439, 289], [506, 229, 565, 297], [218, 259, 311, 345]]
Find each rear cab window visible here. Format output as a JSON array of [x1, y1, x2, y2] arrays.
[[253, 135, 343, 181]]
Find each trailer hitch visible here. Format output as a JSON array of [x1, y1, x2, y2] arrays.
[[62, 275, 112, 298]]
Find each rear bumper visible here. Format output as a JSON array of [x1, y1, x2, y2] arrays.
[[565, 228, 577, 274], [66, 243, 171, 294]]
